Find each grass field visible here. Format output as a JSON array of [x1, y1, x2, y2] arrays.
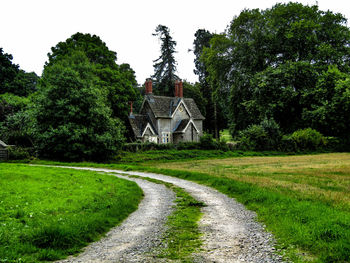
[[0, 164, 143, 262], [151, 153, 350, 262], [13, 151, 350, 262]]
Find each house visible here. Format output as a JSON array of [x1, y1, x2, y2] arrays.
[[129, 79, 205, 144], [0, 140, 9, 161]]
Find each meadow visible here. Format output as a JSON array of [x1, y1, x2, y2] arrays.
[[0, 164, 143, 262], [150, 153, 350, 262], [10, 151, 350, 262]]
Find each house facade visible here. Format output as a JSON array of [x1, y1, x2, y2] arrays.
[[129, 79, 205, 144]]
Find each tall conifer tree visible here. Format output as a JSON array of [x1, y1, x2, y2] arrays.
[[152, 25, 178, 96]]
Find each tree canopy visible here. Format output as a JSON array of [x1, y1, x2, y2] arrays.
[[46, 33, 138, 121], [152, 25, 178, 96], [34, 50, 125, 161], [0, 48, 38, 96], [201, 2, 350, 137]]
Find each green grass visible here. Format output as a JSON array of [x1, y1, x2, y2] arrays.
[[11, 152, 350, 262], [128, 176, 203, 262], [0, 164, 143, 262], [219, 129, 234, 142], [21, 149, 291, 166]]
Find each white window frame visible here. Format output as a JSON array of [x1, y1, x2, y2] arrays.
[[162, 132, 171, 144]]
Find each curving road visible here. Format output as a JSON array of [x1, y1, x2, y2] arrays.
[[51, 166, 284, 263]]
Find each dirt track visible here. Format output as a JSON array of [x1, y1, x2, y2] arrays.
[[52, 166, 284, 263]]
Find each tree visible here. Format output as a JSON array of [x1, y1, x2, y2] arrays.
[[152, 25, 178, 96], [0, 48, 38, 96], [202, 3, 350, 137], [194, 30, 229, 138], [0, 93, 34, 146], [33, 51, 124, 161], [46, 33, 138, 121]]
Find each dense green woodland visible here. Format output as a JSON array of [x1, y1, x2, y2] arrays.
[[1, 2, 350, 160]]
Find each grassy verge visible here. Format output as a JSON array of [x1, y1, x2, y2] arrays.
[[0, 163, 143, 262], [11, 152, 350, 262], [15, 149, 295, 165], [128, 176, 203, 262], [145, 153, 350, 263]]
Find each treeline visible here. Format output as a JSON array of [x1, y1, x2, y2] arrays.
[[2, 2, 350, 161], [0, 33, 139, 161], [197, 2, 350, 149]]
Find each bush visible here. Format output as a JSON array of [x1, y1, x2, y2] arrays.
[[8, 146, 34, 160], [199, 133, 218, 150], [236, 118, 282, 151], [284, 128, 327, 151], [237, 125, 268, 151]]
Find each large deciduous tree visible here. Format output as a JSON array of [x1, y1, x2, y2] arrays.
[[34, 51, 124, 161], [46, 33, 138, 122], [193, 29, 228, 138], [0, 48, 38, 96], [152, 25, 178, 96], [201, 3, 350, 138]]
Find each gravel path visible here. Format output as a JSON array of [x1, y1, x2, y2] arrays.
[[57, 174, 175, 263], [52, 166, 284, 263]]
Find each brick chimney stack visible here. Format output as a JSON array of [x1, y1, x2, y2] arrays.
[[145, 78, 152, 94], [174, 79, 183, 97], [174, 80, 179, 97], [178, 79, 183, 98]]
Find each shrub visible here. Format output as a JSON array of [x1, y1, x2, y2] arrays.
[[237, 124, 268, 151], [236, 118, 282, 151], [8, 146, 33, 160], [285, 128, 327, 151], [199, 133, 218, 150]]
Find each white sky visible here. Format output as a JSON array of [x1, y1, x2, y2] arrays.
[[1, 0, 350, 84]]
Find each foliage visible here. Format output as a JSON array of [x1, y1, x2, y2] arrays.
[[193, 29, 228, 137], [33, 50, 125, 161], [0, 164, 142, 262], [0, 48, 38, 96], [0, 93, 29, 122], [7, 146, 33, 160], [152, 25, 178, 96], [285, 128, 327, 151], [45, 32, 138, 121], [237, 118, 282, 151], [201, 3, 350, 138], [182, 81, 206, 117], [0, 93, 35, 147]]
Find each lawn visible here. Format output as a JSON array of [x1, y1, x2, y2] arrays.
[[0, 164, 143, 262], [151, 153, 350, 262], [13, 151, 350, 262]]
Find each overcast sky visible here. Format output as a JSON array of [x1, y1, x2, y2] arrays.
[[1, 0, 350, 84]]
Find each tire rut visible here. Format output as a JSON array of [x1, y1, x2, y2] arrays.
[[51, 166, 284, 263]]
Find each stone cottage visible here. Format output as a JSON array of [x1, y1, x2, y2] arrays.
[[129, 79, 205, 144]]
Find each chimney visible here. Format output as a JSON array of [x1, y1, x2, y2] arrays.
[[145, 78, 152, 94], [129, 101, 133, 115], [174, 80, 179, 97], [178, 79, 183, 98]]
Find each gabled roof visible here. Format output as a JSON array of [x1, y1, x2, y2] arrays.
[[128, 114, 158, 138], [173, 119, 200, 133], [142, 95, 205, 120], [0, 140, 8, 148]]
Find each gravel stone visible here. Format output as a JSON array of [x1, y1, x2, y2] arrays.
[[49, 166, 285, 263], [56, 174, 176, 263]]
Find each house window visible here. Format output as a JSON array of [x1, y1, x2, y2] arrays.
[[162, 132, 170, 143]]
